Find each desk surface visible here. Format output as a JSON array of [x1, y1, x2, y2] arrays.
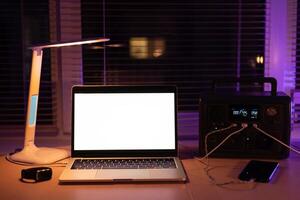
[[1, 150, 300, 200]]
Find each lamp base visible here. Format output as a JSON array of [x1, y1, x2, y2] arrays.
[[10, 144, 70, 165]]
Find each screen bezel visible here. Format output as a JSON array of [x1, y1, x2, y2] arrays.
[[71, 85, 178, 157]]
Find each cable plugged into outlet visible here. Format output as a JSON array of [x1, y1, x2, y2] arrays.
[[241, 123, 248, 128], [196, 123, 253, 188], [200, 123, 248, 160]]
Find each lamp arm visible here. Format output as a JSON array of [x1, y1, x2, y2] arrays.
[[24, 48, 43, 148]]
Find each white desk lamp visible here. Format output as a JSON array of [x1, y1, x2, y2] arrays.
[[10, 37, 110, 164]]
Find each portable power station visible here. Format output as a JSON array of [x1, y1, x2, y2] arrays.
[[199, 77, 291, 159]]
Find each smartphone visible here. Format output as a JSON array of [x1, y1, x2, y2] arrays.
[[238, 160, 279, 183]]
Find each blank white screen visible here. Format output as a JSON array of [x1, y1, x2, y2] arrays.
[[74, 93, 176, 150]]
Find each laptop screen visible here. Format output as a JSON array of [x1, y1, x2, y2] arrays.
[[73, 88, 176, 152]]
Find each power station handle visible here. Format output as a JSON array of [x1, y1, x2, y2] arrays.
[[212, 77, 277, 96]]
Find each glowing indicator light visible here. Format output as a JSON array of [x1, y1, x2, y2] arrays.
[[256, 56, 264, 64]]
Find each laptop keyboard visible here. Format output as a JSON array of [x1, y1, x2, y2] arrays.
[[71, 158, 177, 169]]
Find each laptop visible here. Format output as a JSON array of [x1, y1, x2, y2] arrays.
[[59, 85, 187, 183]]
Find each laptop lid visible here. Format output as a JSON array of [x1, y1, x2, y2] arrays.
[[71, 85, 178, 158]]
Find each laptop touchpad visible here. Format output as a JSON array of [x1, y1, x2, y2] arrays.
[[95, 169, 150, 179]]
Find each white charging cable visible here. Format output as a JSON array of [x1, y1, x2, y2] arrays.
[[195, 122, 299, 188], [195, 123, 252, 188], [198, 123, 248, 161], [252, 123, 300, 155]]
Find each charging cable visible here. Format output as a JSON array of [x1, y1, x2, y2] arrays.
[[204, 123, 238, 141], [195, 123, 254, 189], [252, 123, 300, 155], [201, 124, 236, 164], [195, 122, 300, 188], [198, 123, 248, 162]]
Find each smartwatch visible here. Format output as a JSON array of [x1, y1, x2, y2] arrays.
[[21, 167, 52, 183]]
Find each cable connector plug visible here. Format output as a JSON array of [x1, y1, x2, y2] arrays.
[[241, 123, 248, 128], [232, 123, 238, 127]]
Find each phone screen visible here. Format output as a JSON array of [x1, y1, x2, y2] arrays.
[[238, 160, 279, 183]]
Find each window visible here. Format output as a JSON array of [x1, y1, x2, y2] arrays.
[[81, 0, 267, 137], [0, 0, 268, 137], [82, 0, 266, 111], [0, 0, 54, 135], [295, 0, 300, 124]]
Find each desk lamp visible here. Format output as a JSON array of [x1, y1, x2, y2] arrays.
[[10, 37, 110, 164]]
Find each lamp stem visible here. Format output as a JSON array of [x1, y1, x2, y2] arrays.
[[24, 49, 43, 148]]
